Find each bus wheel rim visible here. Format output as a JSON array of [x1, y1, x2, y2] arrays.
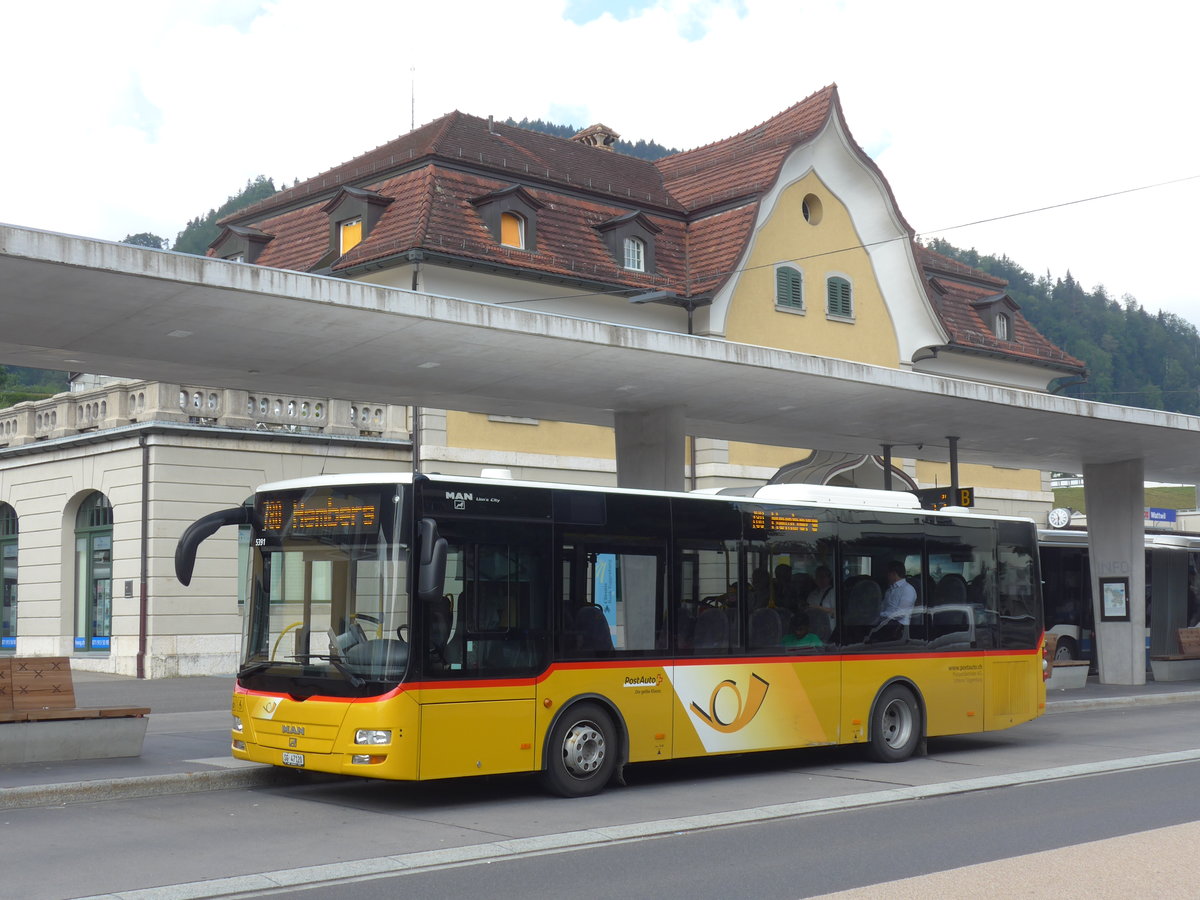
[[562, 721, 605, 778], [881, 698, 913, 748]]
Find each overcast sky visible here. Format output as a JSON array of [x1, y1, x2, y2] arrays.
[[4, 0, 1197, 324]]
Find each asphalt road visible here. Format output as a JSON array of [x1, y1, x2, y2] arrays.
[[6, 700, 1199, 900], [273, 759, 1200, 899]]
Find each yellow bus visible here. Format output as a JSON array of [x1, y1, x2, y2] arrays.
[[176, 473, 1047, 797]]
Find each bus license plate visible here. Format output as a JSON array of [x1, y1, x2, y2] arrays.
[[282, 751, 304, 767]]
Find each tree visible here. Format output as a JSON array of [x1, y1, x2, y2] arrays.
[[925, 239, 1200, 415], [121, 232, 168, 249], [172, 176, 278, 256]]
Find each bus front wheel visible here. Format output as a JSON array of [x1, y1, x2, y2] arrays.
[[541, 702, 617, 798], [868, 684, 921, 763]]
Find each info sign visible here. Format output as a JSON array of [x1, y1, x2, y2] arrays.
[[914, 487, 975, 511]]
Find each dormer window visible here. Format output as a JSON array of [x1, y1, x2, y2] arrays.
[[472, 185, 542, 251], [995, 312, 1011, 341], [970, 292, 1021, 342], [500, 212, 526, 249], [208, 225, 272, 264], [596, 211, 660, 275], [624, 236, 645, 272], [321, 186, 392, 261]]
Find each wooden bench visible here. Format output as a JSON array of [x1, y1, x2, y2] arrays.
[[1150, 628, 1200, 683], [0, 657, 151, 764], [1044, 634, 1089, 689]]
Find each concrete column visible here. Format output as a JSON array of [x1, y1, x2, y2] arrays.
[[1082, 459, 1145, 684], [614, 407, 685, 492]]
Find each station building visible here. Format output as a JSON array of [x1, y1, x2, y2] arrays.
[[0, 382, 411, 675], [212, 84, 1081, 511], [0, 84, 1086, 676]]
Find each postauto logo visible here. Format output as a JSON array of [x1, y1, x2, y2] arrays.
[[689, 673, 770, 734]]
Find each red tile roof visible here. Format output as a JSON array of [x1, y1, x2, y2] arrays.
[[215, 86, 1081, 376], [917, 245, 1085, 372], [656, 86, 836, 210]]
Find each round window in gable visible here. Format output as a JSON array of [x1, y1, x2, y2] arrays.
[[802, 193, 823, 225]]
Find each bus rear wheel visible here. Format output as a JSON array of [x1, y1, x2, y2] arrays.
[[1054, 637, 1077, 661], [541, 702, 617, 798], [868, 684, 921, 763]]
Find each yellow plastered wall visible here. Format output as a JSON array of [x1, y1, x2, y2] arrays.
[[728, 441, 809, 469], [447, 411, 615, 458], [915, 461, 1042, 492], [724, 174, 900, 368]]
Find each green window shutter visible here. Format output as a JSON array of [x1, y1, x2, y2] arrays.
[[827, 277, 852, 317], [776, 267, 802, 308]]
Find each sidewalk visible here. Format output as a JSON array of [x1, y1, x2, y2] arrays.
[[3, 671, 1199, 810]]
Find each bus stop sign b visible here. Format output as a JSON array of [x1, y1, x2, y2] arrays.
[[915, 487, 975, 510]]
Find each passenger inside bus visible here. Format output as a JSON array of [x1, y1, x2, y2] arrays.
[[805, 565, 836, 630], [866, 561, 917, 643], [782, 612, 823, 649]]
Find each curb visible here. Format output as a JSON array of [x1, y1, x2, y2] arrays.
[[0, 765, 328, 810], [9, 691, 1200, 810], [1045, 690, 1200, 714]]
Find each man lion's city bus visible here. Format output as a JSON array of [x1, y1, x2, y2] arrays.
[[175, 473, 1047, 797]]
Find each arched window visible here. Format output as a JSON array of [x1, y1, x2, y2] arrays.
[[624, 236, 645, 272], [775, 266, 804, 310], [1, 503, 17, 650], [500, 212, 525, 248], [826, 276, 853, 319], [74, 493, 113, 652], [995, 313, 1011, 341]]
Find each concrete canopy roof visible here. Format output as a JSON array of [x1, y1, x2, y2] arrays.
[[3, 225, 1200, 483]]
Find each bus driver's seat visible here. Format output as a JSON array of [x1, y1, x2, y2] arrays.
[[574, 604, 613, 652]]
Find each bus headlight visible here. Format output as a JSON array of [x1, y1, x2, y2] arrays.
[[355, 729, 391, 745], [233, 716, 244, 733]]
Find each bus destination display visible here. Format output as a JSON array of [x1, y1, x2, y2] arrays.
[[750, 508, 820, 534], [261, 494, 380, 536]]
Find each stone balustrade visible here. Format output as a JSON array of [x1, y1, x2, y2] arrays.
[[0, 380, 410, 446]]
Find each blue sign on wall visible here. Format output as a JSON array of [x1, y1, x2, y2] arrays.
[[1145, 507, 1177, 523]]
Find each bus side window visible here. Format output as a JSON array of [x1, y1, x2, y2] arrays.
[[431, 532, 549, 676], [838, 540, 924, 648], [675, 543, 739, 655]]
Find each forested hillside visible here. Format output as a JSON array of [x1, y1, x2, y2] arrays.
[[0, 366, 69, 406], [171, 175, 278, 255], [927, 239, 1200, 415]]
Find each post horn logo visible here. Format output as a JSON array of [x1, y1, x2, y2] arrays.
[[690, 673, 769, 733]]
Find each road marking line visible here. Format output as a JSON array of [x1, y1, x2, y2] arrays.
[[74, 749, 1200, 900]]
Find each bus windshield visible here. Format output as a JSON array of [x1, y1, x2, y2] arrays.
[[242, 484, 409, 694]]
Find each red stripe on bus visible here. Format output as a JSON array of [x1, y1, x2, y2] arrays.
[[235, 645, 1041, 700]]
